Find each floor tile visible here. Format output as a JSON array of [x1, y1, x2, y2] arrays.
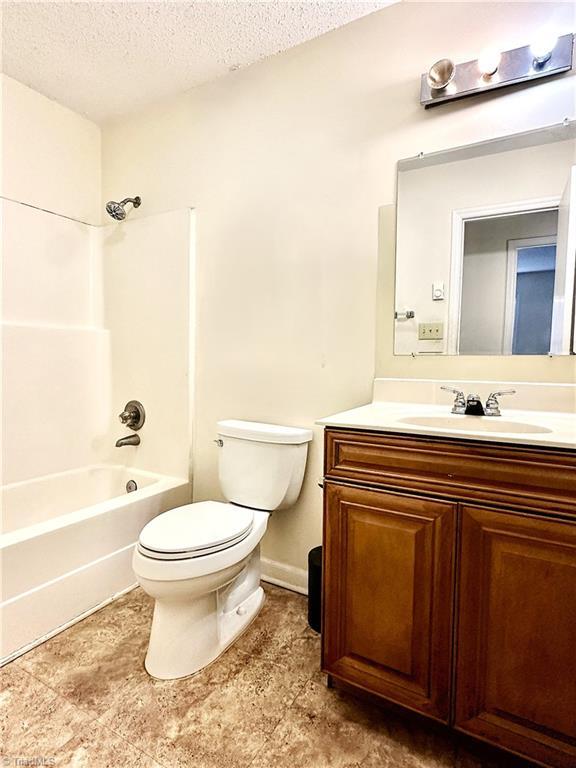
[[454, 740, 533, 768], [54, 720, 163, 767], [272, 626, 323, 685], [249, 678, 391, 768], [0, 664, 91, 759], [98, 586, 155, 629], [100, 647, 308, 768], [362, 709, 455, 768], [18, 600, 150, 716], [3, 583, 535, 768], [236, 582, 310, 663]]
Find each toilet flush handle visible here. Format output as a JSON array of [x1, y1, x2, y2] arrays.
[[213, 439, 224, 447]]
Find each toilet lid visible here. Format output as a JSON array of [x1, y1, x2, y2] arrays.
[[138, 501, 254, 560]]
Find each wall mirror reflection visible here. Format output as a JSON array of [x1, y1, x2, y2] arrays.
[[393, 122, 576, 356]]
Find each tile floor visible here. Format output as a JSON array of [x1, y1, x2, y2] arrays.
[[2, 583, 532, 767]]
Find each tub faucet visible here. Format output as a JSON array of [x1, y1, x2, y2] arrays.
[[115, 434, 140, 448]]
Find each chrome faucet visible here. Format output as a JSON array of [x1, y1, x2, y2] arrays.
[[115, 434, 140, 447], [485, 390, 516, 417], [441, 386, 516, 416], [440, 386, 466, 414]]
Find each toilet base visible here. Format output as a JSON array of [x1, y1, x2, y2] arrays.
[[142, 549, 265, 680], [219, 584, 265, 658]]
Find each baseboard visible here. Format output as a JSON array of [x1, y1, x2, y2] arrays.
[[261, 556, 308, 596]]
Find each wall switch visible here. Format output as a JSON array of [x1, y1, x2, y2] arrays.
[[432, 281, 445, 301], [419, 322, 444, 340]]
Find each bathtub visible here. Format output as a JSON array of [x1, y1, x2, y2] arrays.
[[0, 464, 190, 663]]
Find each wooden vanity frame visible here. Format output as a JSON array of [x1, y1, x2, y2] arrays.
[[322, 428, 576, 768]]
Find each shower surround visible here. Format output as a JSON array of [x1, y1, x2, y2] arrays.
[[1, 197, 194, 662]]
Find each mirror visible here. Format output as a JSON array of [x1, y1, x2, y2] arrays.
[[394, 122, 576, 356]]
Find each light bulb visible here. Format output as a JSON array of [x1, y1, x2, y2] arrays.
[[478, 48, 501, 77], [531, 31, 558, 64]]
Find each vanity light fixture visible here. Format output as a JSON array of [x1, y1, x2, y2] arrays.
[[478, 48, 501, 78], [531, 31, 559, 65], [427, 58, 456, 90], [420, 32, 573, 108]]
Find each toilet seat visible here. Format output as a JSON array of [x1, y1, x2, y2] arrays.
[[134, 509, 269, 582], [138, 501, 254, 561]]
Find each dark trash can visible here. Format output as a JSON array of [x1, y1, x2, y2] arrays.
[[308, 546, 322, 633]]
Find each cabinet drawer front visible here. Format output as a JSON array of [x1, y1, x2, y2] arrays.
[[322, 482, 455, 722], [325, 430, 576, 515], [455, 505, 576, 768]]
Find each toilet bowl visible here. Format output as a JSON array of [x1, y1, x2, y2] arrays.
[[133, 419, 313, 680]]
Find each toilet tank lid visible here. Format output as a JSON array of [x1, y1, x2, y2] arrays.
[[217, 419, 313, 444]]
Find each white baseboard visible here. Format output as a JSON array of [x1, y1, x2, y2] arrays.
[[261, 556, 308, 596]]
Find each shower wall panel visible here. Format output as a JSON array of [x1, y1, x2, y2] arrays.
[[1, 200, 110, 485]]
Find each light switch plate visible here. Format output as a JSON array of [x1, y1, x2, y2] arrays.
[[432, 281, 445, 301], [419, 322, 443, 340]]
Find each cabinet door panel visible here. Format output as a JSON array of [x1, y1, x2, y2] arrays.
[[455, 506, 576, 768], [322, 482, 456, 722]]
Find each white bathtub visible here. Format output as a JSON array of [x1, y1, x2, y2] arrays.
[[0, 464, 190, 663]]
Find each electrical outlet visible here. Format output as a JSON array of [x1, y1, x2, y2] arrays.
[[418, 322, 443, 340]]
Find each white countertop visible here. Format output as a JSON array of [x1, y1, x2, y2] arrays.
[[316, 402, 576, 450]]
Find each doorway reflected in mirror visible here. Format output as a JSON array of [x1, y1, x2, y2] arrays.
[[459, 210, 558, 355]]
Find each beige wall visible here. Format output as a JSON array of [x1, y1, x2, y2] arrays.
[[102, 2, 576, 576], [1, 74, 101, 224]]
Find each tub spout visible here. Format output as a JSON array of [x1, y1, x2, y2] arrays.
[[116, 434, 140, 448]]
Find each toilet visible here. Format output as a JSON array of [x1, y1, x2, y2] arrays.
[[133, 419, 313, 680]]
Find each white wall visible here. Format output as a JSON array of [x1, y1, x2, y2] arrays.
[[101, 2, 576, 577], [1, 75, 192, 495], [1, 78, 105, 488], [1, 75, 101, 224], [394, 140, 573, 355], [1, 198, 109, 487]]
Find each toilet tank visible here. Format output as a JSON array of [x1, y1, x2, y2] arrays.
[[216, 420, 313, 511]]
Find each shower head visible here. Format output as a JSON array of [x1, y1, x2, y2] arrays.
[[105, 196, 141, 220]]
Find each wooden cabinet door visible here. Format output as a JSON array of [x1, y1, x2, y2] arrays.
[[455, 505, 576, 768], [322, 482, 456, 722]]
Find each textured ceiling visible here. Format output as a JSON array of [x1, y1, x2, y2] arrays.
[[2, 1, 397, 124]]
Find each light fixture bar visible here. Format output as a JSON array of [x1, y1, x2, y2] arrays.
[[420, 33, 573, 108]]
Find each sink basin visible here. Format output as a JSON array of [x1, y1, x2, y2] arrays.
[[397, 416, 552, 434]]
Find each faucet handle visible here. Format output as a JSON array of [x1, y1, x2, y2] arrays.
[[485, 389, 516, 417], [440, 385, 466, 414], [440, 385, 464, 396], [117, 400, 146, 430]]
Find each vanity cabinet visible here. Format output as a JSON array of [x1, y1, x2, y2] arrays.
[[455, 506, 576, 767], [323, 483, 455, 722], [322, 429, 576, 768]]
